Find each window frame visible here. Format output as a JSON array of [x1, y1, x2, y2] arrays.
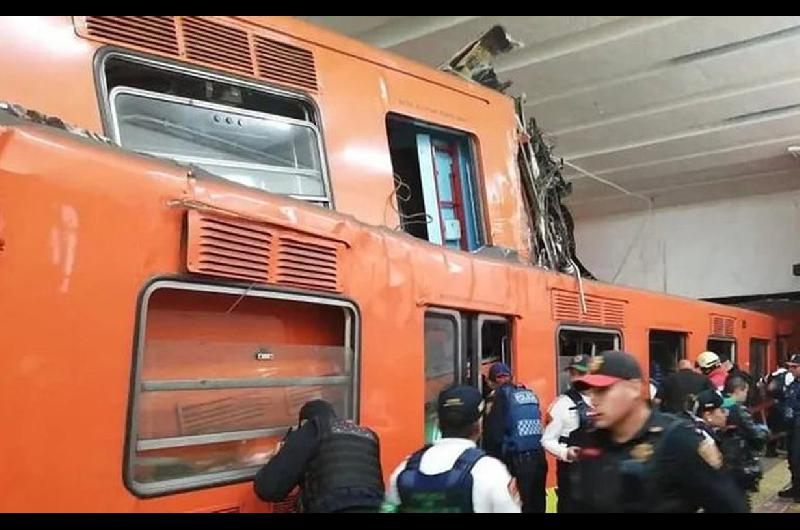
[[556, 325, 623, 394], [95, 49, 333, 206], [706, 336, 737, 364], [126, 279, 359, 497]]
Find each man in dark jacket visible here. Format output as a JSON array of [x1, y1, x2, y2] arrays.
[[721, 375, 767, 502], [253, 399, 384, 513], [654, 359, 714, 414]]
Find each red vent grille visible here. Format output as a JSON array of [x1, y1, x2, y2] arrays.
[[275, 234, 339, 292], [84, 16, 178, 56], [78, 17, 318, 92], [255, 36, 318, 92], [551, 290, 626, 328], [182, 17, 254, 76], [188, 211, 272, 283], [186, 211, 342, 293], [711, 315, 735, 337]]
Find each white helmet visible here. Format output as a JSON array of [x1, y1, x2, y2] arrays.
[[696, 351, 721, 370]]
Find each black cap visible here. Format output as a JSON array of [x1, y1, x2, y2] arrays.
[[299, 399, 335, 423], [574, 351, 642, 390], [788, 354, 800, 366], [437, 384, 484, 428], [695, 389, 724, 413], [567, 354, 591, 374], [488, 362, 512, 382]]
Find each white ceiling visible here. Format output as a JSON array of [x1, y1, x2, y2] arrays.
[[296, 16, 800, 218]]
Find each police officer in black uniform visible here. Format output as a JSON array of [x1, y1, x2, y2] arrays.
[[778, 354, 800, 501], [567, 351, 748, 513], [253, 399, 384, 512]]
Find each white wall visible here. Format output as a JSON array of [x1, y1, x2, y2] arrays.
[[574, 191, 800, 299]]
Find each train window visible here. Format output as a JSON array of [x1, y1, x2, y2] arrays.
[[424, 310, 461, 443], [386, 113, 484, 251], [129, 281, 357, 496], [707, 338, 736, 364], [476, 316, 512, 393], [557, 327, 621, 394], [649, 330, 686, 389], [778, 336, 789, 366], [749, 339, 769, 382], [102, 55, 330, 205]]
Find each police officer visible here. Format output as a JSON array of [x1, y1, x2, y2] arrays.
[[691, 389, 728, 442], [761, 363, 794, 457], [384, 384, 521, 513], [253, 399, 384, 513], [567, 351, 748, 513], [482, 362, 548, 513], [542, 354, 592, 513], [778, 354, 800, 501]]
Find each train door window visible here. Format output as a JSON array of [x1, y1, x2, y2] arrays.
[[386, 114, 484, 251], [778, 336, 789, 366], [749, 339, 769, 383], [128, 281, 357, 496], [101, 54, 331, 205], [424, 310, 461, 443], [476, 315, 512, 393], [557, 327, 621, 394], [649, 330, 686, 388], [707, 338, 736, 364]]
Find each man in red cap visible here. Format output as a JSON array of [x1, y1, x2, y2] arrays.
[[566, 350, 747, 513]]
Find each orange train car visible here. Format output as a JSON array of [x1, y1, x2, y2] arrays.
[[0, 16, 782, 511]]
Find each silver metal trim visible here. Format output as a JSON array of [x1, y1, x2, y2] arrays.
[[136, 426, 290, 451], [142, 375, 350, 391]]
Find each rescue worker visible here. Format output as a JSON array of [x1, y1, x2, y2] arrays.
[[697, 351, 729, 390], [654, 359, 714, 414], [720, 375, 767, 502], [253, 399, 384, 513], [482, 362, 548, 513], [778, 354, 800, 501], [542, 354, 592, 513], [384, 384, 521, 513], [567, 351, 748, 513]]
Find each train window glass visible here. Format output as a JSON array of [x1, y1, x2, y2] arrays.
[[557, 328, 621, 394], [477, 316, 512, 392], [129, 282, 357, 496], [103, 56, 330, 205], [778, 336, 789, 366], [386, 113, 484, 251], [424, 311, 460, 443], [749, 339, 769, 382], [707, 338, 736, 364], [648, 330, 686, 389]]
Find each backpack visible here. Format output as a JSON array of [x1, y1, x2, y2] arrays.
[[396, 446, 485, 513], [498, 383, 543, 455]]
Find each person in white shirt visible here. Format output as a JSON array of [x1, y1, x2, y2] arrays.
[[542, 354, 592, 513], [384, 384, 521, 513]]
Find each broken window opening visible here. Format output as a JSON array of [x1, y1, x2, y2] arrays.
[[386, 113, 484, 251]]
